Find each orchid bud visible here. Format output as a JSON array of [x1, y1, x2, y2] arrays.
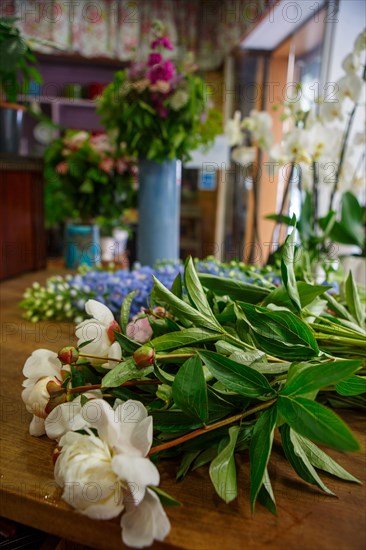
[[133, 346, 155, 368], [23, 376, 65, 418], [58, 346, 79, 364], [107, 320, 121, 343]]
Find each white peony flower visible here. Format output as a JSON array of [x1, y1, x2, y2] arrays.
[[45, 390, 103, 440], [231, 146, 256, 166], [22, 349, 69, 436], [225, 111, 243, 147], [354, 28, 366, 54], [54, 399, 170, 547], [337, 74, 363, 103], [75, 300, 121, 366], [341, 52, 361, 74]]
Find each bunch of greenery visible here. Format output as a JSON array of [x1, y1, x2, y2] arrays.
[[44, 131, 137, 225], [0, 16, 43, 103], [97, 24, 222, 162], [32, 234, 365, 519]]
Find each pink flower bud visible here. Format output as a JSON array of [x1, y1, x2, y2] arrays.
[[126, 317, 153, 344], [58, 346, 79, 364], [133, 345, 155, 368], [107, 320, 121, 343]]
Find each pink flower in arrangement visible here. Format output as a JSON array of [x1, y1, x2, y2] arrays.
[[151, 36, 174, 51], [127, 62, 145, 79], [56, 161, 68, 175], [148, 52, 163, 66], [90, 134, 114, 154], [99, 157, 114, 173], [115, 159, 127, 174], [148, 60, 176, 84]]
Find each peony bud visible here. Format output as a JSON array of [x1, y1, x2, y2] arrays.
[[126, 316, 153, 344], [58, 346, 79, 364], [24, 376, 65, 418], [107, 320, 121, 343], [133, 345, 155, 368]]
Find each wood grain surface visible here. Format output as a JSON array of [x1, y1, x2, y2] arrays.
[[1, 269, 365, 550]]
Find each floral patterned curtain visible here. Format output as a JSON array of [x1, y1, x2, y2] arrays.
[[9, 0, 270, 69]]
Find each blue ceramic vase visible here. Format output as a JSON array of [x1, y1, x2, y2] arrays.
[[65, 224, 100, 269], [138, 159, 181, 266]]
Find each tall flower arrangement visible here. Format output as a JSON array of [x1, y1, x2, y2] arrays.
[[44, 131, 137, 226], [226, 29, 366, 268], [97, 23, 222, 162]]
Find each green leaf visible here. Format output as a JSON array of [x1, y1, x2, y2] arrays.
[[184, 257, 221, 329], [281, 226, 301, 312], [239, 303, 319, 360], [280, 425, 334, 495], [170, 272, 183, 299], [172, 356, 208, 423], [336, 375, 366, 396], [293, 432, 361, 483], [152, 328, 222, 352], [152, 276, 221, 332], [115, 331, 139, 353], [101, 357, 153, 388], [198, 273, 270, 303], [177, 451, 201, 479], [209, 426, 240, 503], [120, 290, 138, 332], [257, 469, 277, 514], [149, 486, 182, 507], [249, 405, 278, 510], [199, 350, 275, 398], [345, 271, 364, 328], [278, 396, 360, 452], [281, 359, 361, 396], [263, 282, 332, 310], [324, 293, 357, 324]]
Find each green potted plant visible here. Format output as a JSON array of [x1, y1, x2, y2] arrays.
[[0, 16, 43, 154], [98, 21, 222, 266], [44, 131, 137, 268]]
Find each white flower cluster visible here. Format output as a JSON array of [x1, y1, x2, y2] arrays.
[[226, 28, 366, 195], [21, 299, 170, 548]]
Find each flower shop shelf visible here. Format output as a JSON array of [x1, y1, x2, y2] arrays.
[[0, 270, 365, 550]]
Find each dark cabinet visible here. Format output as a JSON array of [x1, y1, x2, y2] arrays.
[[0, 155, 46, 280]]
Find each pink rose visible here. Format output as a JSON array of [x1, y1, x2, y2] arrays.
[[56, 161, 68, 175], [99, 157, 114, 173]]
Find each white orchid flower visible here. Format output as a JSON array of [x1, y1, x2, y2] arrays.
[[342, 52, 361, 74], [54, 399, 170, 547], [319, 99, 344, 123], [337, 74, 363, 104], [22, 349, 69, 436], [75, 300, 121, 366], [354, 28, 366, 54], [225, 111, 243, 147], [283, 128, 311, 164], [231, 146, 256, 166], [242, 110, 273, 151]]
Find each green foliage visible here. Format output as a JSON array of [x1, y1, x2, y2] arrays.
[[0, 17, 43, 102]]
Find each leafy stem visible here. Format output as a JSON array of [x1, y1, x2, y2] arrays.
[[148, 398, 278, 456], [68, 379, 161, 394]]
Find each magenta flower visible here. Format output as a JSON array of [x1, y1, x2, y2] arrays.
[[148, 60, 176, 84], [148, 52, 163, 67], [151, 36, 174, 51]]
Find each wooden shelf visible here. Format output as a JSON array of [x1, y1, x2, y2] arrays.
[[18, 95, 97, 107], [36, 51, 128, 68]]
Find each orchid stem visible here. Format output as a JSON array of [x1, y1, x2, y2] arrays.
[[149, 398, 277, 456]]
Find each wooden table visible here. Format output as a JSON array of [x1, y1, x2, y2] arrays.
[[1, 269, 365, 550]]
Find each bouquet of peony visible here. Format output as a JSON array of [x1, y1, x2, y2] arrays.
[[97, 22, 222, 162], [22, 252, 365, 548], [44, 130, 137, 226]]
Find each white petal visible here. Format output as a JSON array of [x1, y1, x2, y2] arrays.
[[29, 415, 45, 436], [113, 402, 152, 456], [112, 455, 159, 504], [103, 341, 122, 370], [45, 399, 88, 440], [121, 489, 170, 548], [23, 349, 61, 378], [85, 299, 114, 326], [79, 496, 124, 520], [81, 399, 120, 444]]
